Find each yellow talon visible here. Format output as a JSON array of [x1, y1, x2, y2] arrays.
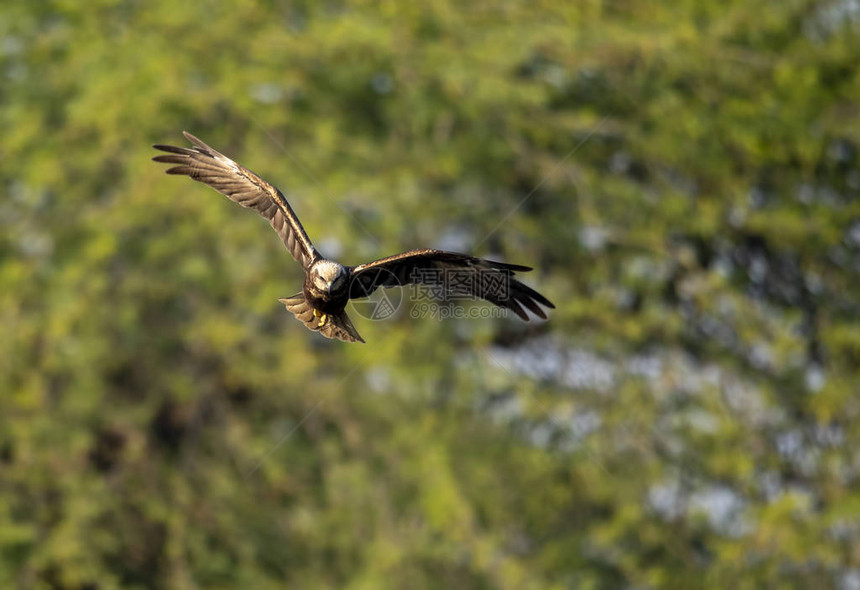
[[312, 308, 327, 326]]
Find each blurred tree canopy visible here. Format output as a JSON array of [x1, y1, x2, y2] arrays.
[[2, 0, 860, 588]]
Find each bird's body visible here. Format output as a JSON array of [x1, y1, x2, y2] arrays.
[[153, 132, 554, 343]]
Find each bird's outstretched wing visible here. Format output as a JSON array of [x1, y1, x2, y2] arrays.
[[153, 132, 319, 269], [350, 249, 554, 320]]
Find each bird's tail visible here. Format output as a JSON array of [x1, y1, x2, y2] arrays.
[[279, 293, 365, 343]]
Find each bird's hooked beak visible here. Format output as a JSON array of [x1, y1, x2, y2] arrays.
[[326, 282, 334, 296]]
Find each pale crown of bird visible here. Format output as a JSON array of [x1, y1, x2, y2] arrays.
[[312, 260, 347, 291]]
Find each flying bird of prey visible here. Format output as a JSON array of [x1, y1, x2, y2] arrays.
[[152, 132, 554, 343]]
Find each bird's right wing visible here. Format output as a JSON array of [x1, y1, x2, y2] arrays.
[[153, 132, 319, 269], [350, 249, 554, 320]]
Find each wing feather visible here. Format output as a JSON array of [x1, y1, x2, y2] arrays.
[[153, 132, 319, 269], [349, 249, 554, 321], [279, 294, 364, 343]]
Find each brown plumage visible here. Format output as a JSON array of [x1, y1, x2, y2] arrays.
[[153, 132, 554, 343]]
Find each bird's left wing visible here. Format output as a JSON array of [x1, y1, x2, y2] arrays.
[[153, 132, 319, 269], [350, 249, 554, 320]]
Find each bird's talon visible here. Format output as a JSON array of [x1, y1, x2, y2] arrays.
[[317, 313, 327, 327], [313, 309, 321, 317]]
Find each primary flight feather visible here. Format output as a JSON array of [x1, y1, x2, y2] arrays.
[[153, 132, 554, 343]]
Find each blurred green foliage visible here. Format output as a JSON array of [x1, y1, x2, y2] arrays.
[[2, 1, 860, 588]]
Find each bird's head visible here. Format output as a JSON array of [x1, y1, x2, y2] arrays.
[[309, 260, 348, 299]]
